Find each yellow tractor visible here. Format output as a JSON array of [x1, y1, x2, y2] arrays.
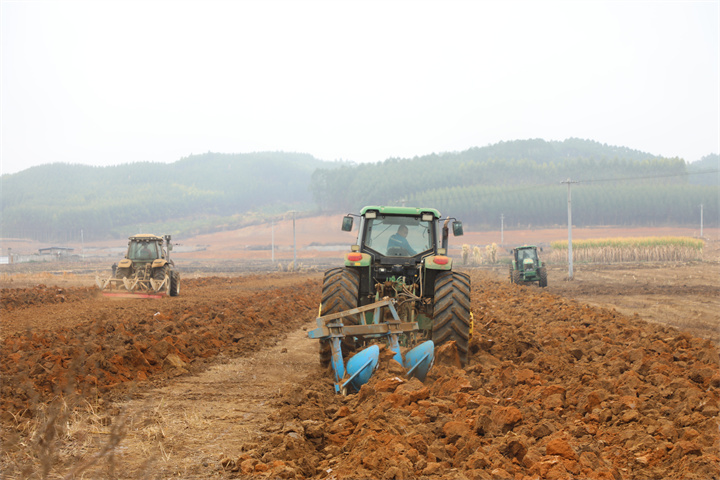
[[96, 234, 179, 298]]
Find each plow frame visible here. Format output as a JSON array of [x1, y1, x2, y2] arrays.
[[96, 268, 171, 298]]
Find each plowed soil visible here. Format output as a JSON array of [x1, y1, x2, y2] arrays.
[[1, 243, 719, 479]]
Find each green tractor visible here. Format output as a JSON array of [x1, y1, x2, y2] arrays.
[[509, 245, 547, 287], [317, 206, 472, 368]]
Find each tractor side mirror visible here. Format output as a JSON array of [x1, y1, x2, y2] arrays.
[[341, 216, 354, 232], [452, 221, 464, 236]]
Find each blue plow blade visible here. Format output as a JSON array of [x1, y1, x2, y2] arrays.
[[403, 340, 435, 382], [342, 345, 379, 393]]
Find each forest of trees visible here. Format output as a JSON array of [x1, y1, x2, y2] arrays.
[[1, 140, 717, 242], [310, 140, 717, 229], [1, 152, 332, 242]]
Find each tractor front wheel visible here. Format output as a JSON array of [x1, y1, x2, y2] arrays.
[[319, 267, 361, 368], [538, 266, 548, 287], [432, 271, 472, 365]]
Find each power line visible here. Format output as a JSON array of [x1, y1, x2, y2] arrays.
[[449, 168, 717, 199], [575, 169, 719, 184], [455, 168, 719, 195]]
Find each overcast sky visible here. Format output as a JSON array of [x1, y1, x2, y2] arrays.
[[1, 0, 718, 175]]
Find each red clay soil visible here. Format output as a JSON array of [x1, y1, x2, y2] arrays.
[[0, 284, 97, 312], [221, 272, 720, 480], [1, 271, 718, 479], [0, 275, 320, 422]]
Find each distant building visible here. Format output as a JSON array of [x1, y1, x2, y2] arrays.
[[38, 247, 75, 256]]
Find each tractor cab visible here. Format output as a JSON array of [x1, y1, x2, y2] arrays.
[[341, 206, 463, 284], [362, 210, 434, 261], [127, 237, 164, 262], [515, 246, 539, 269]]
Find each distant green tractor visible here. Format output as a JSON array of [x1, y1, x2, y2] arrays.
[[317, 206, 473, 367], [509, 245, 548, 287]]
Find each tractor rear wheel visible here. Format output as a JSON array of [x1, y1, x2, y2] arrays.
[[432, 271, 472, 365], [115, 267, 131, 279], [319, 267, 361, 368], [153, 265, 171, 294], [538, 266, 548, 287], [170, 271, 180, 296]]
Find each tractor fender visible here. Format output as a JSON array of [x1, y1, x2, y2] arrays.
[[424, 255, 452, 271], [344, 252, 372, 267], [152, 258, 169, 269], [118, 258, 132, 269]]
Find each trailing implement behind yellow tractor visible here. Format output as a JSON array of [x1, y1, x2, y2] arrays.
[[96, 234, 180, 298]]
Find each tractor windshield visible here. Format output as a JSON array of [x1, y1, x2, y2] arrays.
[[128, 241, 160, 261], [364, 216, 434, 257], [518, 248, 538, 263]]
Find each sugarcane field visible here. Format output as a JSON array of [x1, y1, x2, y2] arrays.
[[1, 220, 718, 480]]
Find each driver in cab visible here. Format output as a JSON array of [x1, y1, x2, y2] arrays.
[[387, 225, 417, 256]]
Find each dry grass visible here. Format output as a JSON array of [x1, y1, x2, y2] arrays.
[[0, 271, 91, 290], [1, 393, 128, 479], [0, 388, 201, 479], [548, 236, 705, 263]]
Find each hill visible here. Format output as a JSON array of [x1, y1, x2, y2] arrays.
[[309, 138, 717, 229], [1, 152, 332, 242], [1, 139, 717, 243]]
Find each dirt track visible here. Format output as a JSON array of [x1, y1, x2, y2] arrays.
[[2, 253, 719, 479]]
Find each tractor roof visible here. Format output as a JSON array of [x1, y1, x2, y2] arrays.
[[129, 234, 164, 242], [360, 206, 442, 218], [516, 245, 538, 250]]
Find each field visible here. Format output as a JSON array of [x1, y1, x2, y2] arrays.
[[1, 226, 719, 479]]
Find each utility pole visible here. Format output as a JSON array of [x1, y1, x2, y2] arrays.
[[500, 213, 504, 246], [700, 204, 704, 238], [561, 179, 579, 280], [271, 220, 275, 262], [292, 211, 297, 270]]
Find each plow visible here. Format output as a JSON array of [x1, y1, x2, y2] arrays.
[[308, 298, 435, 394], [96, 264, 174, 298], [309, 206, 472, 394], [96, 234, 180, 298]]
